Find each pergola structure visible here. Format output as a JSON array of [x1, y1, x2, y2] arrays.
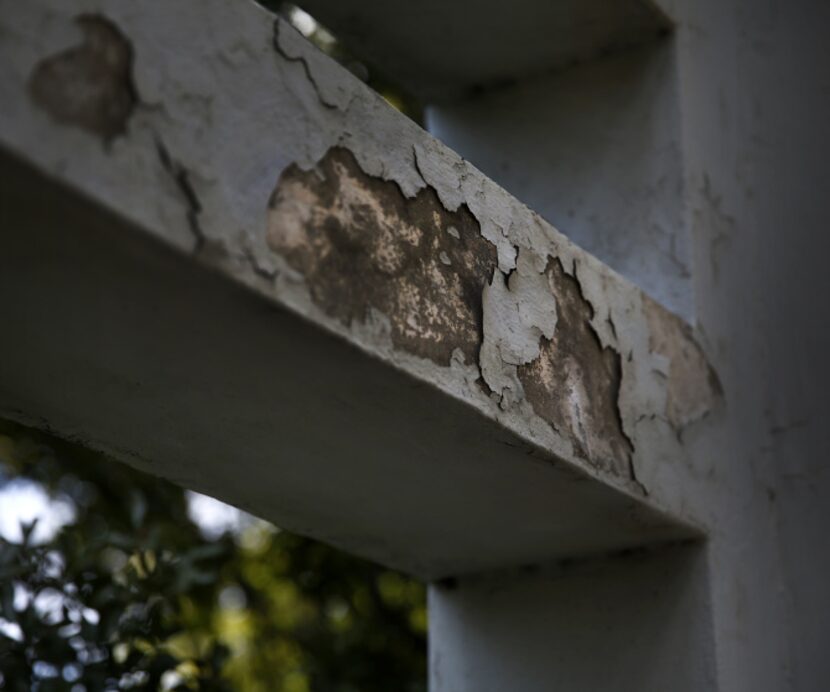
[[1, 0, 828, 689]]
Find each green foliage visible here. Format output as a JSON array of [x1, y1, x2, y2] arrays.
[[0, 422, 426, 690]]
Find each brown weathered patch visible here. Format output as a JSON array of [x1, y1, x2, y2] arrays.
[[267, 147, 498, 365], [517, 259, 633, 477], [642, 295, 722, 431], [28, 15, 136, 141]]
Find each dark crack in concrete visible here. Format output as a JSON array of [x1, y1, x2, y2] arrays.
[[272, 19, 338, 109], [154, 138, 206, 252]]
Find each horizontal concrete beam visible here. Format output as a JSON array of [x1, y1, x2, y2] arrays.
[[0, 0, 716, 577], [296, 0, 671, 101]]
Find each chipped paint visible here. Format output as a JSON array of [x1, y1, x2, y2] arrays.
[[267, 147, 497, 366], [479, 248, 558, 407], [265, 145, 696, 486], [3, 0, 722, 510], [28, 15, 136, 141], [642, 295, 722, 432], [517, 259, 634, 477]]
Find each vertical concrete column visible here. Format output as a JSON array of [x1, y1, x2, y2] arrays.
[[666, 0, 830, 688], [427, 0, 830, 689], [428, 544, 716, 692]]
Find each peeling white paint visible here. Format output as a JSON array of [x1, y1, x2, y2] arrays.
[[0, 0, 717, 515], [479, 250, 558, 404]]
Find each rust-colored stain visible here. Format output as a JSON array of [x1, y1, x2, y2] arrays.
[[267, 147, 498, 365], [518, 259, 633, 477], [28, 15, 136, 141], [643, 295, 722, 431]]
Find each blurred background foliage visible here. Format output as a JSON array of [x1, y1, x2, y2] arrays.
[[0, 420, 427, 691]]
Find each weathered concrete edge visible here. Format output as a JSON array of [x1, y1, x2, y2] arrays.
[[0, 0, 719, 524]]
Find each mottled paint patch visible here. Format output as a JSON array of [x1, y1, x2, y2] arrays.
[[518, 259, 633, 477], [267, 147, 498, 365], [28, 15, 136, 141], [643, 295, 722, 431]]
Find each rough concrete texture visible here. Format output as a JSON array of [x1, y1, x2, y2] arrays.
[[267, 147, 497, 366], [516, 258, 635, 480], [0, 0, 719, 572]]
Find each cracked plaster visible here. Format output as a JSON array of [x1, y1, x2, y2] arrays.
[[0, 0, 719, 508]]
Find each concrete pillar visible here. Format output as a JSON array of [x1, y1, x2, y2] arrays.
[[429, 544, 716, 691], [426, 0, 830, 689]]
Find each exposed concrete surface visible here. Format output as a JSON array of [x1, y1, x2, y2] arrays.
[[516, 258, 635, 480], [267, 147, 497, 366]]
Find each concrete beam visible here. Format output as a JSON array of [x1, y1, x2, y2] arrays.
[[0, 0, 716, 578], [295, 0, 671, 101]]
